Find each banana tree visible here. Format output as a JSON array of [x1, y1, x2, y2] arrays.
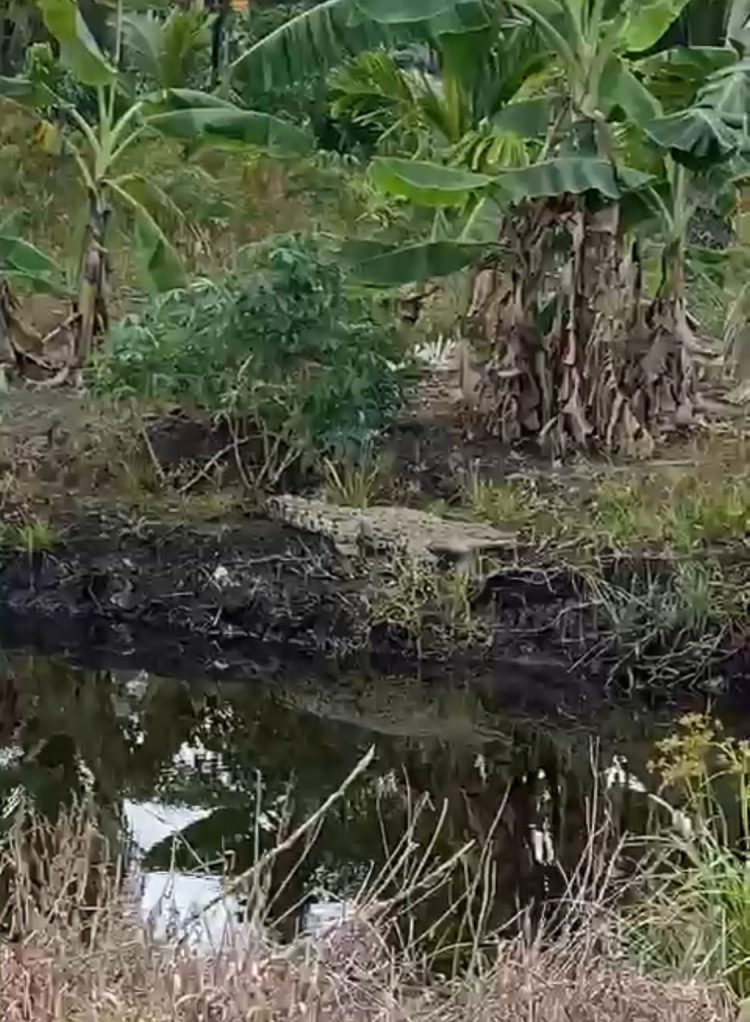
[[0, 0, 310, 381], [327, 16, 549, 168], [0, 206, 74, 386], [233, 0, 750, 452]]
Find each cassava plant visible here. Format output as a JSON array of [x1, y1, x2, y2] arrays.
[[91, 233, 411, 477]]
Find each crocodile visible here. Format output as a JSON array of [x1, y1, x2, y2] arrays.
[[266, 494, 518, 563]]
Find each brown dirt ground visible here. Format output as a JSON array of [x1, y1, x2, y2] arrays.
[[2, 365, 750, 515]]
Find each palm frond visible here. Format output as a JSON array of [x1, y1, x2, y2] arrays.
[[123, 9, 210, 90], [329, 50, 419, 134]]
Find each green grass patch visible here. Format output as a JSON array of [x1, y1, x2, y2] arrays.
[[452, 455, 750, 679], [0, 516, 60, 554], [458, 464, 750, 557], [628, 715, 750, 998]]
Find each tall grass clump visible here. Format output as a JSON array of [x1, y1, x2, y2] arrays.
[[463, 472, 540, 530], [323, 446, 387, 508], [589, 558, 745, 643], [627, 715, 750, 998], [0, 799, 731, 1022]]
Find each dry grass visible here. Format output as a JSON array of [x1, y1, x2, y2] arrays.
[[0, 915, 731, 1022], [445, 946, 728, 1022], [0, 391, 147, 495], [0, 390, 254, 522], [0, 793, 735, 1022]]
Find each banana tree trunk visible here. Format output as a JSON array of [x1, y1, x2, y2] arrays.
[[75, 188, 111, 380], [0, 280, 18, 389], [643, 235, 697, 428], [210, 0, 232, 87], [467, 199, 555, 441], [467, 194, 696, 454]]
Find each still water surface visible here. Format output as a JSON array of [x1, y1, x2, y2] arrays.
[[0, 653, 704, 944]]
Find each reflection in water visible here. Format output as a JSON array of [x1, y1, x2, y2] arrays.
[[126, 801, 213, 856], [124, 800, 236, 944], [0, 653, 689, 945]]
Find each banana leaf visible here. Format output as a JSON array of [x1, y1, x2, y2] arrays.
[[37, 0, 116, 87], [371, 156, 492, 205], [346, 238, 489, 284], [148, 105, 312, 157]]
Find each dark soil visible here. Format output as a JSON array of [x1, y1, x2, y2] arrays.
[[0, 510, 356, 669], [0, 504, 608, 707], [0, 499, 745, 713]]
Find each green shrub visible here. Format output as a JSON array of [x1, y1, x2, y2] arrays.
[[92, 234, 411, 457]]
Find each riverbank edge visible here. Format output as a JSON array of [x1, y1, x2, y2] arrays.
[[0, 503, 746, 701]]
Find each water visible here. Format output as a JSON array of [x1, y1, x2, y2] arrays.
[[0, 652, 704, 945]]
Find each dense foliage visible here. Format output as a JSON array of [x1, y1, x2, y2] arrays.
[[92, 234, 411, 456], [228, 0, 750, 451], [3, 0, 750, 453], [230, 1, 378, 154]]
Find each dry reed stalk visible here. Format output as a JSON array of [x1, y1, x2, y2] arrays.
[[0, 775, 737, 1022]]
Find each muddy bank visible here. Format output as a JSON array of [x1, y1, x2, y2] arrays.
[[0, 506, 613, 703], [2, 387, 750, 698], [0, 502, 745, 705]]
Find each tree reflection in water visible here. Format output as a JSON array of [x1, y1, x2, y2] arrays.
[[0, 654, 669, 948]]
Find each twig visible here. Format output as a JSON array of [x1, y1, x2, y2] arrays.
[[254, 423, 301, 491], [178, 437, 251, 495], [40, 312, 80, 348], [228, 416, 253, 490], [179, 745, 376, 937], [364, 839, 475, 919], [134, 407, 165, 484]]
